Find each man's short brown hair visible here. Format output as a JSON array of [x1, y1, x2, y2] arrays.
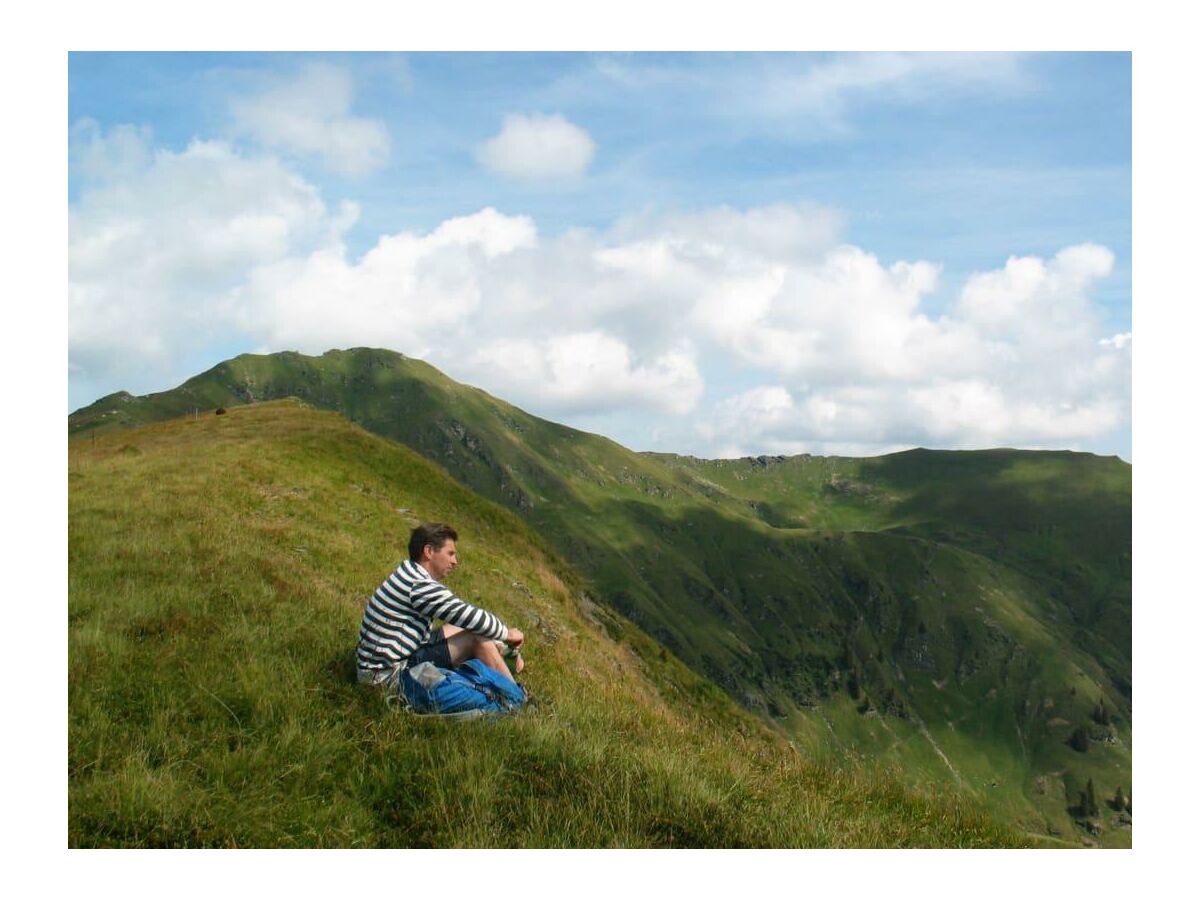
[[408, 522, 458, 562]]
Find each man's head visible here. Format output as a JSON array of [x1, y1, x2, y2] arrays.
[[408, 522, 459, 580]]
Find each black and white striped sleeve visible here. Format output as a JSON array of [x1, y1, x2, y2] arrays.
[[409, 581, 509, 641]]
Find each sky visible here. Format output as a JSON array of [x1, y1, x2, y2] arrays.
[[67, 51, 1132, 460]]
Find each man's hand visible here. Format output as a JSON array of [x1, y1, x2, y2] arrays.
[[505, 627, 525, 649]]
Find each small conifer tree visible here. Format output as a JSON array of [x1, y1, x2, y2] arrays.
[[1112, 785, 1127, 812], [1068, 725, 1089, 753]]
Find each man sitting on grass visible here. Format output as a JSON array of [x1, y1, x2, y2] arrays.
[[356, 522, 525, 692]]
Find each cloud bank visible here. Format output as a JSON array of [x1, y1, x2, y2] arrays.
[[69, 126, 1129, 457], [68, 121, 354, 385]]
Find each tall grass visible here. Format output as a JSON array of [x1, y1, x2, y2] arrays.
[[69, 401, 1027, 847]]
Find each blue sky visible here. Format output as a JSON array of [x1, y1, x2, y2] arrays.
[[68, 51, 1132, 459]]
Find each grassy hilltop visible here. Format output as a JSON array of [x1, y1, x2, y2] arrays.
[[69, 348, 1132, 845], [68, 401, 1023, 847]]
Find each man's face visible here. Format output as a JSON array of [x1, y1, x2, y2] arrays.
[[423, 538, 458, 581]]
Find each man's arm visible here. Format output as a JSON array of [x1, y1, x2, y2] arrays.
[[409, 580, 509, 642]]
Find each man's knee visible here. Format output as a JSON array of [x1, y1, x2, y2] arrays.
[[462, 633, 495, 658], [474, 635, 504, 659], [445, 631, 506, 668]]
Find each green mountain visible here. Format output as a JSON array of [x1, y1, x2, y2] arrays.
[[69, 400, 1023, 847], [70, 348, 1132, 845]]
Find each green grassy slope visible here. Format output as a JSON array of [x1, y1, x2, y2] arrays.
[[68, 401, 1025, 847], [69, 348, 1132, 845], [650, 451, 1131, 845]]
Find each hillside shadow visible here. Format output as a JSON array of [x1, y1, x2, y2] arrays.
[[556, 494, 897, 710], [860, 450, 1130, 540]]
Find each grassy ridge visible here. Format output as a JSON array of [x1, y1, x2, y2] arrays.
[[69, 401, 1024, 847]]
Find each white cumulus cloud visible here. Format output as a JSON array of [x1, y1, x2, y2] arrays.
[[699, 386, 796, 443], [476, 113, 596, 180], [958, 243, 1114, 336], [693, 239, 1128, 454], [232, 207, 538, 359], [69, 122, 352, 397], [468, 333, 703, 417]]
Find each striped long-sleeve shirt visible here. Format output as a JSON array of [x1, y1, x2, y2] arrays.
[[356, 559, 509, 679]]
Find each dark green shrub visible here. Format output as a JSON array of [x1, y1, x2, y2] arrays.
[[1068, 725, 1089, 753]]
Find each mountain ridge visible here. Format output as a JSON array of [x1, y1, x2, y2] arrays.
[[68, 347, 1132, 845]]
